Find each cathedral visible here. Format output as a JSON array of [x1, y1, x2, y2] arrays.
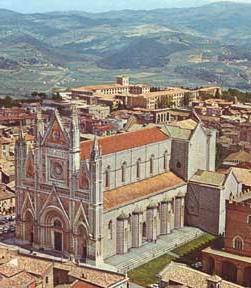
[[15, 107, 215, 265]]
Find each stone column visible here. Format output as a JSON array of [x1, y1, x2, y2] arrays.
[[132, 208, 143, 248], [116, 212, 129, 254], [180, 197, 185, 228], [174, 197, 181, 229], [160, 199, 173, 235], [170, 199, 175, 231], [174, 192, 186, 229], [146, 202, 158, 241], [160, 201, 168, 235]]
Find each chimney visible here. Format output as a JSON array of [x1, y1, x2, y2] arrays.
[[207, 275, 222, 288]]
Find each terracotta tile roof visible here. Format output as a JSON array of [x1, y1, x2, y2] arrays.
[[224, 150, 251, 163], [0, 265, 23, 277], [231, 167, 251, 187], [175, 119, 198, 130], [0, 271, 36, 288], [72, 83, 126, 92], [68, 266, 126, 288], [80, 127, 169, 159], [0, 189, 15, 201], [7, 255, 52, 277], [159, 261, 242, 288], [71, 280, 102, 288], [104, 172, 185, 211], [190, 170, 226, 187]]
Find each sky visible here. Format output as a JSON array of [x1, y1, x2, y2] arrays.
[[0, 0, 250, 13]]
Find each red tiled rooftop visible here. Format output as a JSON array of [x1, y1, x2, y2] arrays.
[[0, 271, 36, 288], [80, 127, 169, 159], [68, 266, 126, 288], [104, 172, 185, 211], [71, 280, 102, 288], [0, 265, 23, 277]]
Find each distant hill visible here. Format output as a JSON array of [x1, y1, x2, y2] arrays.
[[99, 38, 188, 69], [0, 1, 250, 95]]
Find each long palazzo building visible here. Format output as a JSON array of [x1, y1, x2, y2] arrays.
[[15, 108, 215, 265]]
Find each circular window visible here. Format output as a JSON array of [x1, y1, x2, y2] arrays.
[[176, 162, 181, 169]]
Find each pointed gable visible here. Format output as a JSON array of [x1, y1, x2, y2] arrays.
[[21, 192, 35, 217], [43, 111, 69, 147], [73, 202, 90, 232], [39, 186, 69, 221]]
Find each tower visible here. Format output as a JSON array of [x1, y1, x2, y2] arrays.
[[88, 137, 104, 264], [15, 123, 27, 240]]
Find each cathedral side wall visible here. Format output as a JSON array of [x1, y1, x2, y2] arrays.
[[103, 184, 187, 258], [102, 140, 171, 190]]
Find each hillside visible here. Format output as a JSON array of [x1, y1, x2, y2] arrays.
[[0, 1, 250, 96]]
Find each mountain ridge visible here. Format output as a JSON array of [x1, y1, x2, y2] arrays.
[[0, 1, 250, 95]]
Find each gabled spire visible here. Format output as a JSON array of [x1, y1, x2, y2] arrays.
[[18, 121, 24, 142], [36, 106, 44, 144], [91, 136, 101, 161], [69, 104, 80, 151]]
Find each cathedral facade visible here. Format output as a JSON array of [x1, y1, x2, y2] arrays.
[[15, 108, 213, 265]]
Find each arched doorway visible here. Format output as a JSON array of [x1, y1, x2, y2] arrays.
[[244, 267, 251, 287], [76, 224, 87, 261], [222, 261, 237, 283], [53, 219, 63, 252], [41, 207, 69, 253], [23, 210, 34, 243]]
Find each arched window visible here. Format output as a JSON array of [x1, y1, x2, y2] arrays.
[[105, 166, 111, 188], [150, 155, 154, 175], [108, 220, 112, 239], [136, 158, 141, 179], [121, 162, 127, 183], [247, 215, 251, 224], [233, 236, 244, 250], [164, 151, 168, 171]]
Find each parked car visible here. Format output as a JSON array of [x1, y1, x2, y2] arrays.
[[10, 215, 16, 221], [9, 225, 15, 232], [0, 227, 3, 235], [3, 226, 8, 233]]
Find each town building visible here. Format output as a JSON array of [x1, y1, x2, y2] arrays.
[[0, 244, 128, 288], [158, 261, 242, 288], [203, 192, 251, 287], [222, 150, 251, 168], [185, 169, 239, 235]]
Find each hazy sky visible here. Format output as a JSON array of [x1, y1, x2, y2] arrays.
[[0, 0, 250, 13]]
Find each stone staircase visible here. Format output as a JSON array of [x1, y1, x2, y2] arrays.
[[105, 227, 204, 274]]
